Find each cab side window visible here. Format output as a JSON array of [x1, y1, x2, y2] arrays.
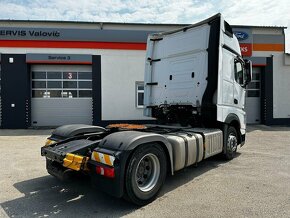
[[234, 60, 244, 85]]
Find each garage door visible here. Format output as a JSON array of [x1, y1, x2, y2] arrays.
[[31, 65, 92, 126], [245, 67, 261, 124]]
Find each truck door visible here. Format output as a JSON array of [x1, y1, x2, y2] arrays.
[[233, 59, 246, 112]]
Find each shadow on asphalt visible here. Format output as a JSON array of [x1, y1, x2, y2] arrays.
[[1, 155, 237, 217], [1, 176, 136, 217]]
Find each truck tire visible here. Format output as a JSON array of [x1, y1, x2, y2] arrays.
[[125, 144, 167, 205], [224, 126, 238, 160]]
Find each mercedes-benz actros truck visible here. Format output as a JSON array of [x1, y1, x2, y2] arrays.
[[41, 13, 252, 205]]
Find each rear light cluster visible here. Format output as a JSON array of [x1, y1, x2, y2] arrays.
[[91, 151, 115, 166], [92, 151, 116, 178], [45, 139, 56, 146], [96, 165, 115, 178]]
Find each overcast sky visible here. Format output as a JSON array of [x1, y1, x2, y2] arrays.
[[0, 0, 289, 52]]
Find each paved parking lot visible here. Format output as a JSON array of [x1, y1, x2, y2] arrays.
[[0, 125, 290, 218]]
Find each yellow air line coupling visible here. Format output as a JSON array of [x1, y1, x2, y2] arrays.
[[62, 153, 89, 171]]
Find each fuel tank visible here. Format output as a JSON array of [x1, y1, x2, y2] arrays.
[[164, 132, 203, 171]]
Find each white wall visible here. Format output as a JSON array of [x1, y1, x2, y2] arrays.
[[0, 47, 151, 121], [272, 53, 290, 118], [101, 50, 150, 120], [252, 50, 290, 119]]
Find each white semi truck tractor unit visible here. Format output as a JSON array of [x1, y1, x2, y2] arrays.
[[41, 14, 252, 205]]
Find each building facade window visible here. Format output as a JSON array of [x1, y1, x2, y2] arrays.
[[31, 71, 92, 98], [136, 82, 144, 108]]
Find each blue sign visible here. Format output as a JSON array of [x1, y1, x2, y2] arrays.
[[234, 31, 249, 41]]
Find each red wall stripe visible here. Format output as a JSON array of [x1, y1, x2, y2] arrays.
[[26, 60, 92, 65], [0, 40, 147, 50]]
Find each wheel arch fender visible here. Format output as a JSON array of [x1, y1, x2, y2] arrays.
[[223, 113, 242, 147], [92, 131, 174, 199], [225, 113, 241, 127], [99, 131, 174, 175], [51, 124, 106, 139], [127, 136, 174, 176]]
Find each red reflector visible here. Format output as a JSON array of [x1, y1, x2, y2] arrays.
[[96, 166, 104, 175], [104, 167, 115, 178], [96, 166, 115, 178]]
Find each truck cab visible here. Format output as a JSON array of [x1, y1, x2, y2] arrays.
[[144, 13, 252, 139]]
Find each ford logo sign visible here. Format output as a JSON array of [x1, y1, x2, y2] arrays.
[[234, 31, 249, 41]]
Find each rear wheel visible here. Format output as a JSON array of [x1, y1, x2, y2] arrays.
[[125, 144, 167, 205], [223, 126, 238, 160]]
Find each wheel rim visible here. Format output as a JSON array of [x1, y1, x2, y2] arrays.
[[135, 153, 160, 192], [227, 133, 238, 152]]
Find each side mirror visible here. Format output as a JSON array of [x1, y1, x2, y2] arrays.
[[244, 60, 252, 86]]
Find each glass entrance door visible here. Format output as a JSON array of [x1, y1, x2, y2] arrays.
[[245, 67, 261, 124]]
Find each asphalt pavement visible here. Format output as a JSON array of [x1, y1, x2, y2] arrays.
[[0, 125, 290, 217]]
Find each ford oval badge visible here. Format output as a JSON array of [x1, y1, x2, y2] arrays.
[[234, 31, 249, 41]]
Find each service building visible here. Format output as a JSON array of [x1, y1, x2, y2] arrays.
[[0, 20, 289, 128]]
